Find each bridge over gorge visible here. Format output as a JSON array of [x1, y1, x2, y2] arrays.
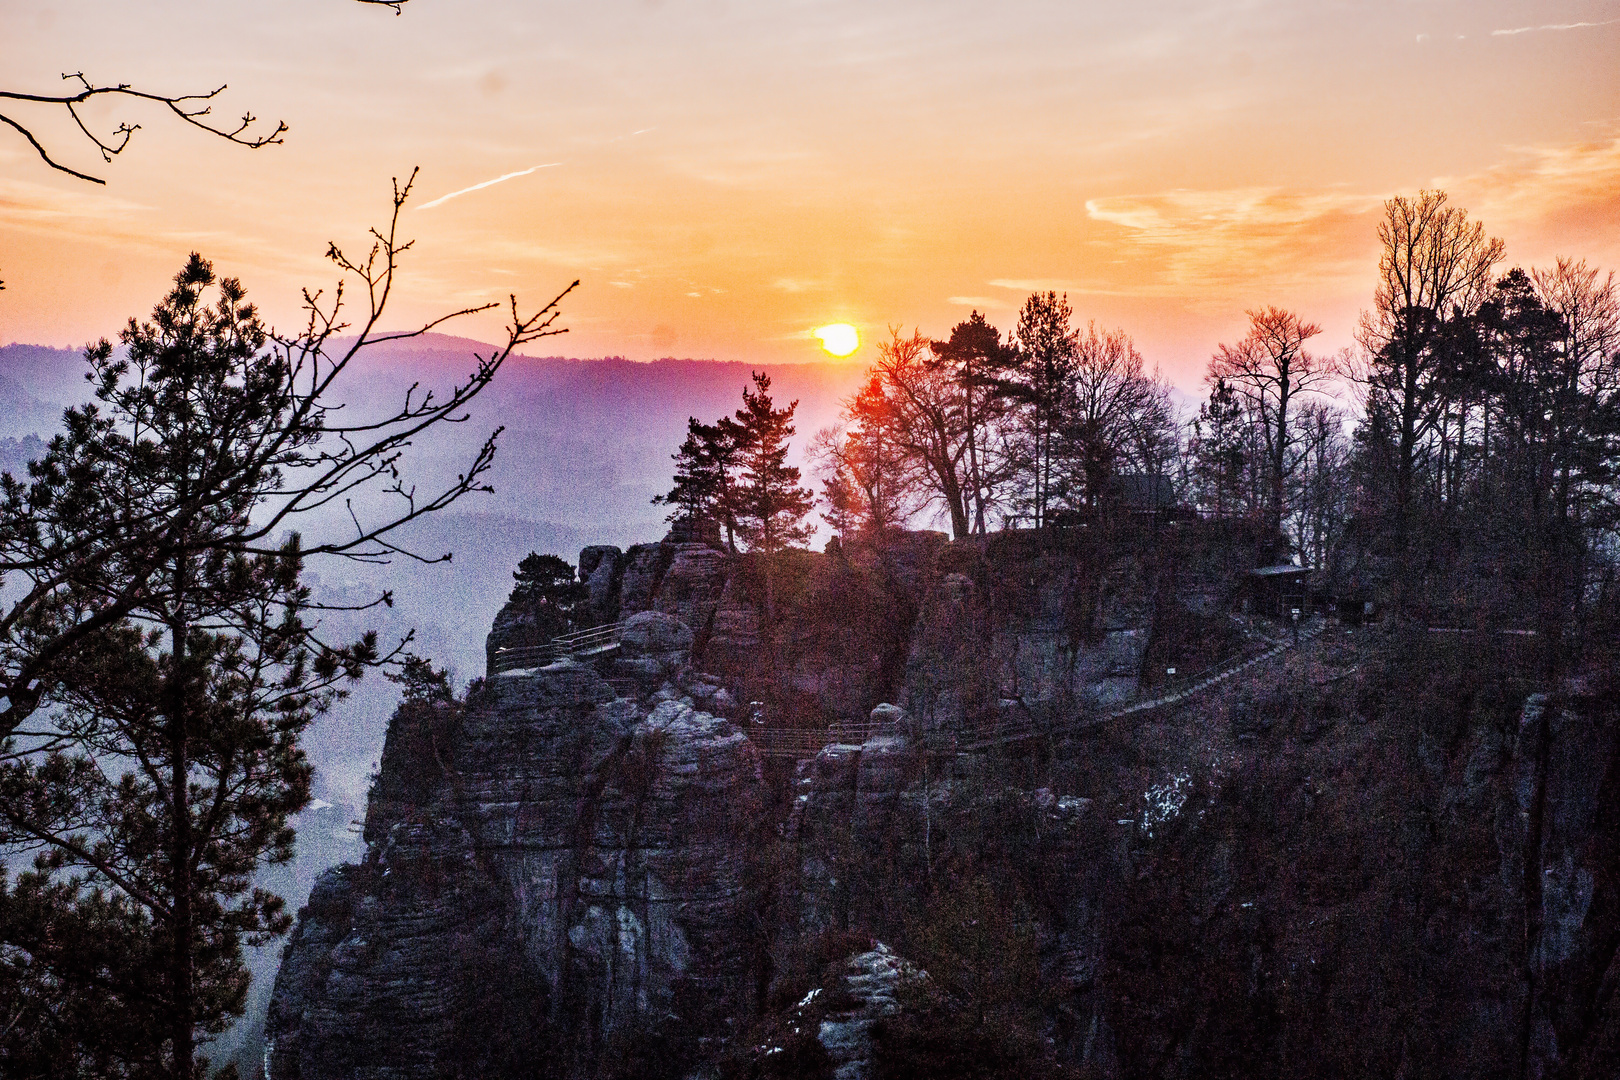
[[748, 616, 1329, 758], [488, 615, 1329, 760]]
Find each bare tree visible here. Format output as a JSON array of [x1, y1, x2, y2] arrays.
[[1210, 307, 1334, 547], [813, 375, 926, 538], [1357, 190, 1504, 546], [867, 328, 978, 538], [1286, 402, 1353, 571], [1531, 258, 1620, 532], [1067, 321, 1165, 511]]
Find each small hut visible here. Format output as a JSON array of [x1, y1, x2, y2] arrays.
[[1244, 564, 1310, 618], [1110, 473, 1178, 516]]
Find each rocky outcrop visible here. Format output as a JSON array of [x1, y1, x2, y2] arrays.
[[650, 543, 730, 640], [902, 540, 1160, 731], [579, 544, 625, 617], [618, 542, 675, 616], [268, 622, 766, 1078], [265, 819, 519, 1078], [810, 945, 924, 1080], [272, 527, 1620, 1079], [783, 718, 929, 941]]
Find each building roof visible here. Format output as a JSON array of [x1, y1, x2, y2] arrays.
[[1246, 564, 1311, 578]]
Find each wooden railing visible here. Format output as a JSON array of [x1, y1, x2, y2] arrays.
[[489, 622, 626, 674]]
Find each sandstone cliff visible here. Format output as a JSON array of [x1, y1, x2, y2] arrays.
[[269, 616, 766, 1078], [269, 528, 1620, 1079]]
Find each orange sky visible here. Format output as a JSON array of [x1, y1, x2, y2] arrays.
[[2, 0, 1618, 391]]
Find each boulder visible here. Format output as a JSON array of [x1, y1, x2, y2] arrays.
[[869, 702, 908, 734], [620, 610, 694, 655]]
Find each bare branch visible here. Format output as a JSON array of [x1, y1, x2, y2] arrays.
[[0, 0, 410, 182], [0, 77, 285, 184], [0, 110, 107, 183]]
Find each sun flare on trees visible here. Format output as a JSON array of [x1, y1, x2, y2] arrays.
[[814, 323, 860, 358]]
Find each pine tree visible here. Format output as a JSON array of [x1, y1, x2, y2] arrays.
[[0, 181, 570, 1077], [931, 311, 1017, 534], [1007, 292, 1079, 527], [653, 416, 742, 551], [0, 259, 377, 1076], [508, 552, 588, 639], [732, 372, 814, 554], [1188, 377, 1253, 519]]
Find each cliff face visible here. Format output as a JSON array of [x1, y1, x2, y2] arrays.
[[269, 529, 1620, 1079], [268, 617, 766, 1078], [569, 526, 1240, 730], [772, 631, 1620, 1080]]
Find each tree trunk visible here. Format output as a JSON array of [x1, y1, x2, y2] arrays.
[[943, 472, 969, 540], [1271, 376, 1291, 550], [168, 612, 194, 1080]]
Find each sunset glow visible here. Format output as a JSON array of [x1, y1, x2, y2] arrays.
[[1, 1, 1618, 389]]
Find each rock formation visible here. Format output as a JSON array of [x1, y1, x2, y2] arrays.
[[268, 614, 765, 1078], [268, 526, 1620, 1079]]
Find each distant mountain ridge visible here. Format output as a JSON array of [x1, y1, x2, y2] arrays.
[[0, 338, 869, 795], [0, 336, 866, 533]]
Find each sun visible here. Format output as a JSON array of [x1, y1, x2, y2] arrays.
[[814, 323, 860, 358]]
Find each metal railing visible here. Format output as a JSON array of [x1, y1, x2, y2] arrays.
[[749, 720, 888, 758], [490, 621, 626, 674], [494, 614, 1325, 757]]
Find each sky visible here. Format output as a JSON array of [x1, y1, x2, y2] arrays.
[[1, 0, 1618, 391]]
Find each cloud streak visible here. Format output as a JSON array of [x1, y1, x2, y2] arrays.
[[417, 163, 560, 210], [1080, 188, 1384, 305], [1443, 137, 1620, 238], [1492, 18, 1620, 37]]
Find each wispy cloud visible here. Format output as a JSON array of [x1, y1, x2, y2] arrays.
[[418, 163, 560, 210], [1441, 136, 1620, 240], [1076, 188, 1385, 307], [1492, 18, 1620, 36], [1073, 136, 1620, 309], [986, 278, 1130, 297]]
